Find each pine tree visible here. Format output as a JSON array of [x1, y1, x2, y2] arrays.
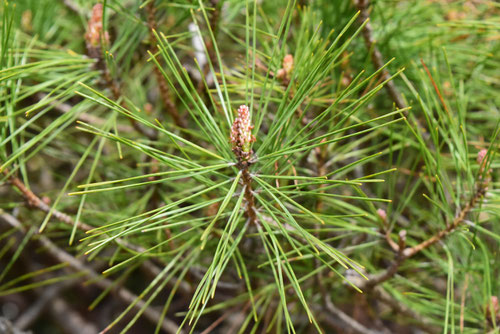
[[1, 1, 499, 333]]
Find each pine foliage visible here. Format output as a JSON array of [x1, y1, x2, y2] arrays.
[[0, 1, 499, 333]]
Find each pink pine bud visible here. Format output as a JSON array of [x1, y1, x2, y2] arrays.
[[85, 4, 109, 54], [477, 149, 488, 165], [377, 208, 387, 222], [230, 105, 256, 161], [282, 54, 294, 75], [477, 149, 490, 177], [276, 54, 294, 83], [486, 296, 500, 324]]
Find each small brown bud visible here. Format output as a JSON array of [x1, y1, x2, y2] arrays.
[[144, 103, 154, 115], [282, 54, 294, 76], [277, 54, 294, 85], [85, 4, 110, 58], [21, 10, 32, 32]]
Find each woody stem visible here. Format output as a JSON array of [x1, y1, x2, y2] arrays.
[[241, 165, 257, 225]]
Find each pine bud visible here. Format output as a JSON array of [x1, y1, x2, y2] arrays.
[[85, 4, 109, 58], [477, 148, 487, 163], [276, 54, 294, 85], [377, 208, 387, 222], [282, 54, 294, 76], [230, 105, 256, 162], [477, 148, 492, 189]]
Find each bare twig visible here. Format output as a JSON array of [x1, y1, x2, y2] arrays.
[[373, 286, 438, 333], [48, 297, 99, 334], [0, 317, 31, 334], [15, 277, 84, 330], [317, 296, 388, 334]]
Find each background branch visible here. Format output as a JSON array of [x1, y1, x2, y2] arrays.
[[0, 212, 183, 334]]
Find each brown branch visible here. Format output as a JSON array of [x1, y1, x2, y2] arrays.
[[231, 105, 257, 225], [362, 230, 406, 290], [145, 1, 186, 128], [241, 167, 257, 225], [402, 186, 485, 258], [353, 0, 407, 111], [360, 184, 486, 291], [85, 4, 158, 141], [4, 169, 92, 232], [384, 230, 400, 252]]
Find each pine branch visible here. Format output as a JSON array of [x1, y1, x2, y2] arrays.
[[0, 212, 184, 334], [402, 185, 485, 259], [145, 1, 186, 128], [361, 181, 487, 290], [231, 105, 258, 225], [353, 0, 407, 110], [2, 169, 192, 295], [85, 4, 158, 141], [3, 170, 92, 232]]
